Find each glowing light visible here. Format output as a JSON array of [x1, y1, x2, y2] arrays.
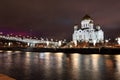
[[58, 41, 62, 46], [73, 40, 77, 46], [71, 53, 80, 61], [26, 52, 31, 57], [93, 40, 96, 46], [5, 51, 13, 55], [91, 54, 99, 58], [105, 40, 109, 43], [91, 54, 100, 71], [46, 41, 49, 47], [115, 55, 120, 72], [44, 52, 51, 60], [27, 43, 30, 46], [14, 51, 21, 53], [8, 42, 11, 46], [117, 37, 120, 45], [0, 50, 3, 52], [6, 51, 12, 53], [55, 52, 64, 57], [70, 53, 80, 80]]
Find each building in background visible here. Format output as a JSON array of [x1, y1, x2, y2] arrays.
[[72, 15, 104, 43]]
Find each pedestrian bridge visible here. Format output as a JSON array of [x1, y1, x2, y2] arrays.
[[0, 35, 59, 47]]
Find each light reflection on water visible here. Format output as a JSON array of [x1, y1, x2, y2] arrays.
[[91, 54, 99, 71], [0, 51, 120, 80], [115, 55, 120, 72], [70, 53, 80, 80], [115, 55, 120, 79]]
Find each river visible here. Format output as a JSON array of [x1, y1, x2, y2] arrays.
[[0, 50, 120, 80]]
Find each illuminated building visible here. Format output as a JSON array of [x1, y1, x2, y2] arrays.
[[72, 15, 104, 43]]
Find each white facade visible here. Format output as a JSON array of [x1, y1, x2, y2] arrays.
[[72, 15, 104, 43]]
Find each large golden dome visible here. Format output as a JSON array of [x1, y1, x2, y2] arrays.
[[82, 14, 92, 20]]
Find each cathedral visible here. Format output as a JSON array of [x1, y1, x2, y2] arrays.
[[72, 15, 104, 43]]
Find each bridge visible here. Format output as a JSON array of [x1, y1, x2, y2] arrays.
[[0, 35, 65, 47]]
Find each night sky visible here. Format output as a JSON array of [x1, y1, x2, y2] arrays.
[[0, 0, 120, 41]]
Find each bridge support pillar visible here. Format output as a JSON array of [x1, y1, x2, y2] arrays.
[[30, 43, 36, 47], [27, 43, 36, 47]]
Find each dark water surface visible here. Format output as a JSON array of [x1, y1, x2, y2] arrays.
[[0, 50, 120, 80]]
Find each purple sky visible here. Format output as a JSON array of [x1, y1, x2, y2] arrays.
[[0, 0, 120, 40]]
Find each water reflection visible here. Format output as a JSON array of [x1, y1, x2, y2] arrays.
[[0, 51, 120, 80], [54, 53, 63, 71], [91, 54, 100, 80], [91, 54, 99, 71], [25, 52, 31, 65], [115, 55, 120, 72], [84, 55, 91, 71], [69, 53, 80, 80], [44, 52, 51, 69], [114, 55, 120, 80]]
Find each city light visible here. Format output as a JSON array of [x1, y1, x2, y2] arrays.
[[0, 30, 119, 48], [117, 37, 120, 45]]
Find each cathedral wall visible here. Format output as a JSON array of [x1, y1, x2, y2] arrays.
[[72, 15, 104, 43]]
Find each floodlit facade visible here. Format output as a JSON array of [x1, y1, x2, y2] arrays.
[[72, 15, 104, 43]]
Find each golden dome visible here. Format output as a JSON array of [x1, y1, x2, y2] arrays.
[[82, 14, 92, 20]]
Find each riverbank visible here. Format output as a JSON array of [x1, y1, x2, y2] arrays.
[[0, 47, 120, 54], [0, 74, 15, 80]]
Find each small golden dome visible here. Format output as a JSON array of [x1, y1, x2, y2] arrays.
[[89, 20, 93, 24]]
